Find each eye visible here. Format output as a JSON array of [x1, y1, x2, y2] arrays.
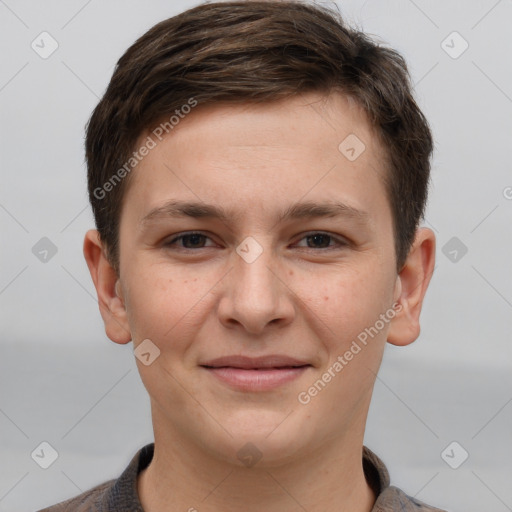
[[163, 231, 348, 251], [164, 232, 215, 249], [294, 232, 348, 250]]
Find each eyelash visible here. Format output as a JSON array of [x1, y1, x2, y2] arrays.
[[164, 231, 349, 251]]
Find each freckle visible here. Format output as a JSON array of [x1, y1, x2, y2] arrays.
[[289, 270, 294, 276]]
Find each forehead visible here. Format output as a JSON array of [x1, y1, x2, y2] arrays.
[[122, 91, 390, 226]]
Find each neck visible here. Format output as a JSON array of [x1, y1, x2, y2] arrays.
[[138, 416, 376, 512]]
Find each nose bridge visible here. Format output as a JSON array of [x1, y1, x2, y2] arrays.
[[233, 237, 279, 306], [218, 235, 293, 332]]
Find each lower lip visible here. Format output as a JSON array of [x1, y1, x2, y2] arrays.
[[203, 366, 310, 391]]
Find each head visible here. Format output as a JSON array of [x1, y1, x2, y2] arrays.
[[83, 0, 435, 466]]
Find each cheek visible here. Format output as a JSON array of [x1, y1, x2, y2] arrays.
[[124, 264, 206, 345], [298, 265, 393, 349]]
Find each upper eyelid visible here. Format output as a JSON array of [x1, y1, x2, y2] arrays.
[[165, 231, 348, 247], [293, 233, 350, 250]]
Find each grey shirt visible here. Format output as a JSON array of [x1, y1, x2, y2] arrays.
[[36, 443, 448, 511]]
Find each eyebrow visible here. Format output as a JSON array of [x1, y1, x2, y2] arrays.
[[139, 199, 370, 228]]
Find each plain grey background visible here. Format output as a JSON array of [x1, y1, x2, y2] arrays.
[[1, 1, 511, 511]]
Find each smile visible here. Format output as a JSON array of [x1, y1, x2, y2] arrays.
[[199, 354, 313, 391], [201, 365, 311, 391]]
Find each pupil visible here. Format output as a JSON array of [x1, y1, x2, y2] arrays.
[[309, 234, 329, 248], [185, 234, 204, 248]]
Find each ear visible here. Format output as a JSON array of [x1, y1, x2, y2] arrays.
[[387, 227, 436, 346], [83, 229, 132, 344]]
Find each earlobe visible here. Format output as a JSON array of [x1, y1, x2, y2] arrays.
[[83, 229, 132, 344], [387, 227, 436, 347]]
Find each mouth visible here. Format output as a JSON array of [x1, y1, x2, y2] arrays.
[[199, 355, 312, 391]]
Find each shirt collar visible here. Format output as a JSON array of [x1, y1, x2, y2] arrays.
[[102, 443, 431, 512]]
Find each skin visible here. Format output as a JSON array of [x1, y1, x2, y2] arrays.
[[84, 91, 435, 512]]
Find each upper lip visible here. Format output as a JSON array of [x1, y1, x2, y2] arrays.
[[200, 355, 311, 369]]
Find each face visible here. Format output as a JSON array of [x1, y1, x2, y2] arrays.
[[86, 91, 432, 467]]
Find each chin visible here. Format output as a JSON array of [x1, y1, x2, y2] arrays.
[[211, 410, 312, 468]]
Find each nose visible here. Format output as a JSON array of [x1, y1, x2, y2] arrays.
[[217, 241, 295, 334]]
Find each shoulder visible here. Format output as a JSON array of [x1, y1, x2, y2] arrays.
[[35, 478, 115, 512], [363, 446, 449, 512], [376, 484, 450, 512], [34, 443, 153, 512]]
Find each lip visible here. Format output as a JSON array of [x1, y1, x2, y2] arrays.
[[200, 354, 310, 369], [200, 355, 312, 392]]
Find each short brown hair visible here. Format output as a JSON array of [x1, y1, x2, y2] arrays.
[[85, 0, 433, 274]]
